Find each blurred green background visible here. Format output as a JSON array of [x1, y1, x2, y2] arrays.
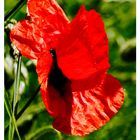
[[4, 0, 136, 140]]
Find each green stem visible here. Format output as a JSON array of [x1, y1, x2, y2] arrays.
[[26, 126, 52, 140], [16, 85, 40, 119], [5, 91, 21, 140], [5, 0, 27, 21], [9, 55, 22, 140], [26, 126, 62, 140], [5, 85, 40, 131], [13, 55, 22, 114]]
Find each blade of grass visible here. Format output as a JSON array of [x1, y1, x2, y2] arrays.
[[5, 0, 27, 21], [26, 126, 63, 140], [25, 125, 52, 140], [5, 85, 40, 131], [5, 91, 21, 140], [9, 55, 22, 140], [8, 112, 13, 140], [13, 55, 22, 114], [16, 85, 40, 119]]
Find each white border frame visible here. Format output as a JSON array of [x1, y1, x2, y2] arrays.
[[136, 0, 139, 140], [0, 0, 4, 140], [1, 0, 138, 140]]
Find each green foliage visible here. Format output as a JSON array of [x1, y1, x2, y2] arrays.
[[4, 0, 136, 140]]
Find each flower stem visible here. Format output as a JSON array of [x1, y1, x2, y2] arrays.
[[5, 90, 21, 140], [5, 85, 40, 132], [5, 0, 26, 21], [16, 85, 40, 119], [9, 55, 22, 140], [13, 55, 22, 115]]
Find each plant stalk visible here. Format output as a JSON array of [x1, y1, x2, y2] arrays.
[[8, 55, 22, 140], [5, 0, 26, 21], [5, 90, 21, 140]]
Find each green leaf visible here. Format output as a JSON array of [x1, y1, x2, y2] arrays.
[[25, 126, 62, 140]]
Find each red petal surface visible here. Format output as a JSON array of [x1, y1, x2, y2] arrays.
[[56, 6, 110, 80], [52, 74, 124, 136], [10, 20, 48, 59], [28, 0, 69, 31], [10, 0, 70, 59], [36, 52, 52, 84]]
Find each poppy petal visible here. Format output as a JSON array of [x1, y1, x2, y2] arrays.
[[36, 52, 53, 84], [40, 83, 71, 118], [52, 74, 124, 136], [56, 6, 110, 80], [10, 20, 48, 59], [28, 0, 69, 31]]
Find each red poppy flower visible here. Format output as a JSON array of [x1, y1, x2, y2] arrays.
[[10, 0, 124, 136]]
